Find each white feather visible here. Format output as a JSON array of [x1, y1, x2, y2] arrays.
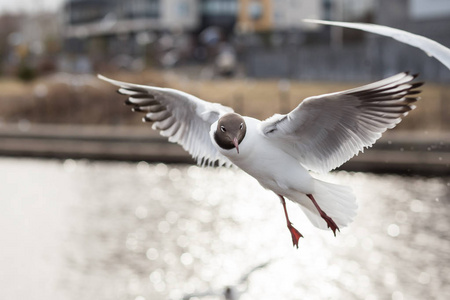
[[301, 180, 357, 230]]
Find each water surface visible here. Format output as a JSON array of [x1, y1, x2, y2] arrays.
[[1, 158, 449, 300]]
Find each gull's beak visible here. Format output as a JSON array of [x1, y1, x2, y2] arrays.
[[233, 137, 240, 154]]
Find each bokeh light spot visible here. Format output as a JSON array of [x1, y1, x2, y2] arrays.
[[387, 224, 400, 237]]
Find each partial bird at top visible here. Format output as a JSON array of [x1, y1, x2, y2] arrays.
[[304, 19, 450, 71], [99, 71, 423, 248]]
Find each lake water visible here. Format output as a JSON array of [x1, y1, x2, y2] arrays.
[[1, 158, 449, 300]]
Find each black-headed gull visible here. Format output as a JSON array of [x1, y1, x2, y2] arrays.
[[99, 72, 422, 247]]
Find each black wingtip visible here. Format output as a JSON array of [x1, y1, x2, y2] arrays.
[[404, 97, 420, 103], [411, 82, 424, 89], [143, 115, 154, 123], [407, 90, 422, 95], [132, 107, 146, 113], [402, 71, 421, 80]]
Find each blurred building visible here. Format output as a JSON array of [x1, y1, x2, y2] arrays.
[[238, 0, 321, 33], [64, 0, 199, 36], [245, 0, 450, 82], [63, 0, 200, 71], [201, 0, 237, 33], [63, 0, 322, 39], [61, 0, 325, 71], [60, 0, 449, 82]]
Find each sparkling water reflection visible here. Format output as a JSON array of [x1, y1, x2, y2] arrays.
[[0, 158, 449, 300]]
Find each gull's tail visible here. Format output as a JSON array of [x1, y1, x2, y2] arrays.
[[299, 180, 358, 230]]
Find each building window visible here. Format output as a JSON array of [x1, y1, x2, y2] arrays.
[[248, 1, 263, 20], [202, 0, 238, 16], [67, 1, 109, 24], [125, 0, 159, 19], [178, 2, 190, 17]]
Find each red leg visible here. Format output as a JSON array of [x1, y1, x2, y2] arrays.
[[278, 194, 303, 248], [306, 194, 340, 236]]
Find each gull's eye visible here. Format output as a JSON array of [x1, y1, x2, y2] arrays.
[[220, 126, 226, 132], [239, 123, 244, 130]]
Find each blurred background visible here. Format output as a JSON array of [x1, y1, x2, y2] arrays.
[[0, 1, 449, 300]]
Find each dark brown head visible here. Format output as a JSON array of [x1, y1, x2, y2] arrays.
[[214, 113, 246, 154]]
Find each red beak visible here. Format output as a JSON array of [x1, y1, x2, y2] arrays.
[[233, 137, 239, 154]]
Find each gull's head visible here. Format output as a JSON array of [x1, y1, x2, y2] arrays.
[[214, 113, 246, 154]]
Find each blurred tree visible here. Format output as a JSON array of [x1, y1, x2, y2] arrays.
[[0, 14, 23, 76], [17, 61, 36, 81]]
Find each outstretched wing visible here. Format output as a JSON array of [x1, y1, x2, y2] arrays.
[[260, 72, 422, 173], [304, 19, 450, 70], [98, 75, 234, 167]]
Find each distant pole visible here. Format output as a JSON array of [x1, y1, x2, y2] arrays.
[[278, 79, 290, 114], [331, 0, 344, 50]]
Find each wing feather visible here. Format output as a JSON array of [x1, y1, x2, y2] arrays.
[[98, 75, 234, 167], [260, 72, 422, 173]]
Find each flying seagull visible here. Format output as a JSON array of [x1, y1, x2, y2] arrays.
[[98, 72, 422, 247]]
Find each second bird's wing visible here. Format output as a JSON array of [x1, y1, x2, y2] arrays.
[[304, 19, 450, 70]]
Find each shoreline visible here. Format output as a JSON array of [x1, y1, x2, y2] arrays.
[[0, 123, 448, 175]]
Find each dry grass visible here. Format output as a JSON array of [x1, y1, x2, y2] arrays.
[[1, 70, 449, 132], [156, 70, 450, 132]]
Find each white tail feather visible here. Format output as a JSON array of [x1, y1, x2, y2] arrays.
[[294, 180, 358, 230]]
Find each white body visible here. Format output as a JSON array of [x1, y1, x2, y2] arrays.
[[210, 117, 357, 230]]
